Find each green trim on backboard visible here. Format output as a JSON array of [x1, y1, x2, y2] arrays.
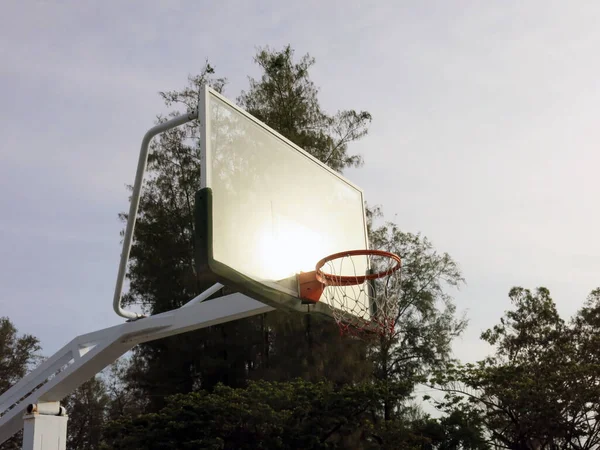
[[194, 188, 333, 317]]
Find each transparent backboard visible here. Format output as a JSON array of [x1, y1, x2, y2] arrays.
[[196, 86, 370, 320]]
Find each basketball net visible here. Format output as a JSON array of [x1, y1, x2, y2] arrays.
[[317, 251, 401, 338]]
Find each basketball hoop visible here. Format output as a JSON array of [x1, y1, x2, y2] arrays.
[[299, 250, 402, 338]]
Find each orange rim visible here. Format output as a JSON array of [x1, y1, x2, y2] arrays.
[[315, 250, 401, 286]]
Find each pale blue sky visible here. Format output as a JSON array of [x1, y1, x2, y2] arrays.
[[1, 0, 599, 363]]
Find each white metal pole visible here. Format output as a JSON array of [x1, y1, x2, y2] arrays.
[[22, 403, 68, 450], [113, 110, 198, 320]]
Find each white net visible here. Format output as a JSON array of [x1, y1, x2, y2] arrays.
[[317, 251, 401, 338]]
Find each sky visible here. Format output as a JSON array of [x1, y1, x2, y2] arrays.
[[1, 0, 599, 365]]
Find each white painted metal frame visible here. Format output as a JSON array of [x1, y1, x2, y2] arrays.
[[113, 110, 199, 320], [0, 292, 273, 447]]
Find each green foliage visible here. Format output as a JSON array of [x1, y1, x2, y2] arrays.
[[60, 362, 154, 450], [480, 287, 564, 362], [430, 407, 488, 450], [366, 210, 467, 420], [103, 359, 148, 420], [249, 313, 373, 385], [431, 287, 600, 450], [62, 377, 110, 450], [0, 317, 41, 450], [371, 219, 465, 375], [104, 379, 475, 450], [372, 408, 487, 450], [238, 45, 371, 172], [104, 379, 380, 449], [0, 317, 40, 394]]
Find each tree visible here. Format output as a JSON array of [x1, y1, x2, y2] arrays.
[[238, 45, 371, 172], [0, 318, 40, 395], [60, 360, 152, 450], [0, 317, 41, 450], [103, 359, 147, 421], [432, 287, 600, 450], [367, 210, 467, 420], [372, 408, 488, 450], [62, 376, 110, 450], [398, 404, 489, 450]]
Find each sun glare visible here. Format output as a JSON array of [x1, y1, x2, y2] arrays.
[[257, 217, 324, 281]]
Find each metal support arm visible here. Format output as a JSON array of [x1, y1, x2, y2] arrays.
[[0, 292, 273, 446], [113, 110, 199, 320]]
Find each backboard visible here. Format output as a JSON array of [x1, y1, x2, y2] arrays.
[[195, 86, 371, 320]]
